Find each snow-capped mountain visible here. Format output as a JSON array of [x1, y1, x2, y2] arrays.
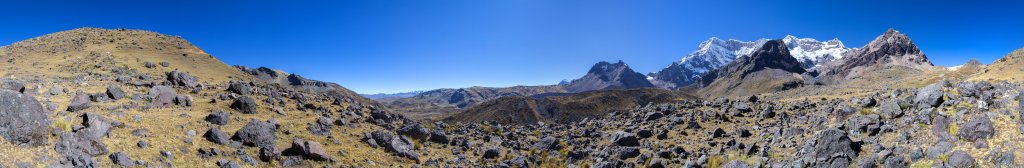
[[782, 35, 852, 69], [649, 35, 851, 88]]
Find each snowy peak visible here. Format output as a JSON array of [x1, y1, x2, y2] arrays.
[[650, 35, 849, 89], [781, 35, 852, 69]]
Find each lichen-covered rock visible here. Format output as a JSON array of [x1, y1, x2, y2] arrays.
[[232, 120, 277, 148], [231, 96, 258, 114], [0, 90, 50, 146]]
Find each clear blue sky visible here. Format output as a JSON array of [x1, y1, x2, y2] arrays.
[[2, 0, 1022, 94]]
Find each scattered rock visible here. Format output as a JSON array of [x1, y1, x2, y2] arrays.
[[610, 131, 640, 146], [232, 120, 277, 148], [106, 85, 125, 100], [946, 150, 975, 168], [914, 83, 944, 108], [166, 70, 199, 89], [67, 90, 92, 112], [205, 111, 231, 125], [231, 96, 258, 114], [205, 127, 231, 145], [958, 116, 995, 141], [108, 152, 135, 167], [227, 82, 252, 95]]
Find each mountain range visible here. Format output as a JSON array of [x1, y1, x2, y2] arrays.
[[0, 27, 1022, 167], [648, 35, 851, 88]]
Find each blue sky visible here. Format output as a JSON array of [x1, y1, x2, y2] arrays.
[[2, 0, 1022, 94]]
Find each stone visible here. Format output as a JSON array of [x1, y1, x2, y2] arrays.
[[108, 152, 134, 167], [68, 90, 92, 112], [259, 146, 280, 162], [846, 114, 881, 137], [533, 136, 562, 150], [0, 90, 50, 146], [878, 100, 903, 119], [0, 80, 25, 93], [809, 129, 857, 167], [914, 83, 944, 108], [610, 131, 639, 146], [307, 117, 333, 136], [232, 120, 277, 148], [722, 160, 750, 168], [231, 96, 258, 114], [366, 131, 420, 161], [144, 62, 156, 68], [147, 85, 177, 107], [105, 85, 125, 100], [166, 70, 199, 88], [227, 82, 252, 95], [159, 61, 170, 67], [958, 116, 995, 141], [288, 138, 330, 161], [397, 123, 429, 140], [645, 112, 664, 121], [204, 127, 230, 145], [483, 147, 501, 159], [428, 129, 450, 144], [205, 111, 231, 125], [946, 150, 975, 168]]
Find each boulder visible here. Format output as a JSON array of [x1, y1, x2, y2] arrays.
[[483, 147, 501, 159], [722, 160, 750, 168], [147, 85, 177, 107], [428, 129, 450, 144], [0, 80, 25, 93], [533, 136, 562, 150], [846, 114, 881, 137], [105, 85, 125, 100], [231, 96, 258, 114], [958, 116, 994, 141], [67, 90, 92, 112], [306, 117, 333, 136], [878, 100, 903, 119], [366, 131, 420, 162], [946, 151, 975, 168], [108, 152, 134, 167], [914, 83, 944, 108], [609, 131, 639, 146], [288, 138, 330, 161], [232, 120, 277, 148], [259, 146, 280, 162], [644, 112, 664, 121], [397, 123, 429, 140], [227, 82, 252, 95], [0, 90, 50, 146], [809, 129, 857, 167], [205, 111, 231, 125], [204, 127, 230, 145], [166, 70, 199, 88]]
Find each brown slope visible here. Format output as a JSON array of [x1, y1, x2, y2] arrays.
[[446, 88, 693, 125], [971, 48, 1024, 81], [0, 28, 252, 84]]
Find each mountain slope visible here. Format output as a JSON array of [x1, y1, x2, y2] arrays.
[[447, 88, 693, 124], [694, 39, 809, 97], [819, 28, 934, 82], [564, 60, 654, 92], [650, 36, 849, 88], [0, 28, 252, 84], [971, 48, 1024, 81]]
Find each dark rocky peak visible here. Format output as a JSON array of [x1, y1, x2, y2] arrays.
[[731, 39, 806, 76], [565, 60, 654, 92], [862, 28, 923, 57]]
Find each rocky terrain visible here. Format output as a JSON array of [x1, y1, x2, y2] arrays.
[[0, 27, 1022, 168]]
